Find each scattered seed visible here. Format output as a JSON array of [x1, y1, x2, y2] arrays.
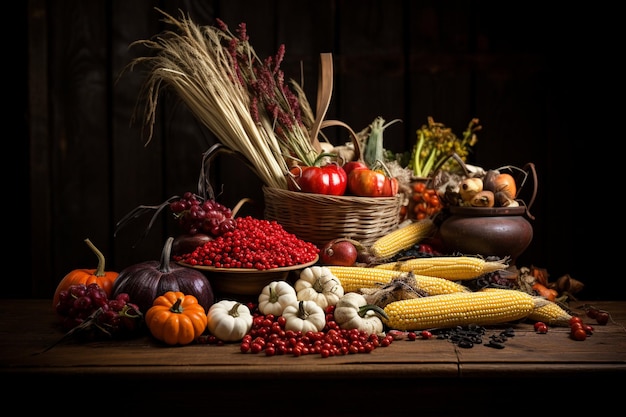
[[486, 340, 505, 349], [458, 339, 474, 348]]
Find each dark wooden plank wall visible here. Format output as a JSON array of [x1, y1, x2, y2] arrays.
[[20, 0, 621, 300]]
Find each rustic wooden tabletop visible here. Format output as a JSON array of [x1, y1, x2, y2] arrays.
[[2, 299, 624, 415]]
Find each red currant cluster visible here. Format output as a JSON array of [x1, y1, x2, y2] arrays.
[[201, 304, 394, 358], [583, 305, 610, 325], [243, 305, 394, 357], [564, 306, 612, 341], [533, 314, 600, 341], [173, 216, 319, 269], [567, 316, 594, 341], [533, 321, 549, 334]]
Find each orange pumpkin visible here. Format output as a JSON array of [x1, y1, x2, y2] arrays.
[[52, 239, 119, 311], [145, 291, 208, 346]]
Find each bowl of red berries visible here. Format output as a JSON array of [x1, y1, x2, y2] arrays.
[[174, 215, 320, 298]]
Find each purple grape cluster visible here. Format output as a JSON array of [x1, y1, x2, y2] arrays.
[[55, 283, 143, 338], [169, 192, 237, 236]]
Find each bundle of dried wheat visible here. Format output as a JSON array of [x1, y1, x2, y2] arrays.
[[127, 8, 319, 189]]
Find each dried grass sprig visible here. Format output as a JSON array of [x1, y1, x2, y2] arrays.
[[126, 8, 320, 189]]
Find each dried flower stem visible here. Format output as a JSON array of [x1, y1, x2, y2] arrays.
[[410, 117, 481, 177]]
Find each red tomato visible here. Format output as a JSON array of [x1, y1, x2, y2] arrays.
[[347, 168, 398, 197], [288, 164, 347, 195], [342, 161, 368, 177], [382, 175, 399, 196]]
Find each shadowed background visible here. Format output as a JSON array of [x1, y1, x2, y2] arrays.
[[17, 1, 620, 300]]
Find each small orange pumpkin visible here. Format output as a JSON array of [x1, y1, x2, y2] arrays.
[[52, 239, 119, 311], [145, 291, 208, 345]]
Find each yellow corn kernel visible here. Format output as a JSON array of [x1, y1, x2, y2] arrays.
[[369, 218, 435, 260], [383, 288, 535, 331], [374, 256, 508, 280], [527, 299, 573, 326], [327, 266, 470, 295]]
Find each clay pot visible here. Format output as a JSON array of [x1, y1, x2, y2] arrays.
[[439, 162, 537, 267], [439, 206, 533, 266]]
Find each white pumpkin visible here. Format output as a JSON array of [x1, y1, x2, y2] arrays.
[[282, 300, 326, 333], [295, 266, 344, 309], [334, 292, 386, 335], [206, 299, 253, 342], [258, 280, 298, 316]]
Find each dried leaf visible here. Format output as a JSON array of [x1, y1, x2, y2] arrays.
[[360, 272, 427, 308], [530, 265, 550, 286]]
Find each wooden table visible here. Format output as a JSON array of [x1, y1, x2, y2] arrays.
[[2, 299, 625, 415]]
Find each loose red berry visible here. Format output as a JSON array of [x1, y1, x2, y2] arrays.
[[569, 316, 583, 326], [570, 321, 584, 331], [595, 311, 609, 325], [570, 328, 587, 341]]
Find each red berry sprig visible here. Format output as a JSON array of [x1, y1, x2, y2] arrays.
[[582, 305, 611, 325], [568, 316, 594, 341]]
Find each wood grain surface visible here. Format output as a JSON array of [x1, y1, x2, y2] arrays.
[[2, 299, 624, 415]]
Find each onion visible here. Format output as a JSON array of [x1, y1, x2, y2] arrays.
[[470, 190, 495, 207], [495, 191, 519, 207], [493, 173, 517, 199], [459, 177, 483, 202], [482, 169, 500, 193]]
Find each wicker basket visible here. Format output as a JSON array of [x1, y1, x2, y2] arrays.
[[263, 186, 403, 248]]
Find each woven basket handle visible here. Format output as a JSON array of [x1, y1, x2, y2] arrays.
[[309, 53, 362, 162], [308, 53, 332, 153]]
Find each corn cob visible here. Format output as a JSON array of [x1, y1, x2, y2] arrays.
[[327, 266, 470, 295], [374, 256, 508, 280], [369, 218, 436, 260], [527, 298, 573, 326], [383, 288, 535, 331]]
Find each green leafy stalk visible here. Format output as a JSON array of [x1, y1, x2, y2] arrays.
[[364, 117, 402, 168], [412, 130, 436, 177], [410, 117, 480, 177]]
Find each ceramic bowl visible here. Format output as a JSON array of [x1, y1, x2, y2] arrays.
[[178, 256, 319, 297]]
